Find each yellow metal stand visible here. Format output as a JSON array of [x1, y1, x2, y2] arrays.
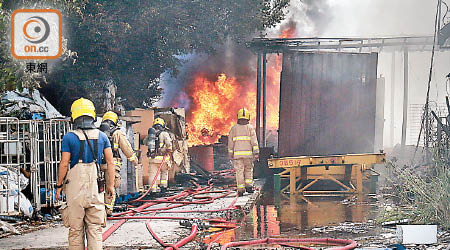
[[269, 153, 385, 196]]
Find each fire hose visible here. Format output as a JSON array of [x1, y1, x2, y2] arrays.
[[146, 219, 199, 250], [101, 160, 359, 250], [103, 156, 239, 249], [102, 154, 169, 241], [163, 224, 198, 250], [144, 184, 240, 249]]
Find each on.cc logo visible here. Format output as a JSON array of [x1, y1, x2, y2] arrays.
[[11, 9, 62, 59], [23, 16, 50, 44]]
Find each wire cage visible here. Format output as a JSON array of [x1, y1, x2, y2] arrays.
[[0, 118, 71, 215]]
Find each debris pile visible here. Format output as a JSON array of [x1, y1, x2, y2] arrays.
[[0, 89, 62, 119], [0, 167, 33, 217], [383, 100, 450, 229], [311, 222, 376, 235]]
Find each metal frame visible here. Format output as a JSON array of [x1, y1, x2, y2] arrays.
[[0, 118, 70, 216], [248, 36, 449, 54], [0, 117, 21, 215], [248, 36, 450, 147], [268, 153, 385, 196], [40, 119, 70, 208]]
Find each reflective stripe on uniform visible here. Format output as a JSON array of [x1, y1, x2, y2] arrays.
[[232, 136, 251, 141], [228, 149, 233, 153], [253, 146, 259, 151], [160, 180, 168, 184], [237, 184, 245, 189], [114, 160, 121, 166], [245, 179, 253, 184], [128, 153, 137, 161], [113, 143, 119, 150], [233, 151, 253, 156], [105, 194, 115, 209]]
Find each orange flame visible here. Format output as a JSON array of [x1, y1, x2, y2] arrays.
[[186, 73, 256, 146], [181, 23, 297, 146], [264, 21, 297, 130]]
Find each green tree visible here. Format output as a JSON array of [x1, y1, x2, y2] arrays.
[[0, 0, 85, 93], [1, 0, 289, 114]]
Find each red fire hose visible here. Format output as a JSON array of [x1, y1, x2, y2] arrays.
[[108, 216, 229, 223], [132, 154, 169, 202], [102, 155, 170, 241], [163, 224, 198, 250], [146, 207, 235, 214], [220, 238, 358, 250], [102, 201, 155, 241], [101, 158, 359, 250]]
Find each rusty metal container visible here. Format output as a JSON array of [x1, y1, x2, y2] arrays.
[[279, 52, 378, 157], [189, 145, 214, 172]]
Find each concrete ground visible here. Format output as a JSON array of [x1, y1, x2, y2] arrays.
[[0, 183, 261, 250]]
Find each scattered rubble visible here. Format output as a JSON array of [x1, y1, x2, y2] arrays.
[[311, 222, 376, 235], [0, 167, 33, 217], [0, 89, 62, 119]]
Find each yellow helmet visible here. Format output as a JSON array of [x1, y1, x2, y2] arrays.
[[71, 98, 96, 120], [153, 117, 165, 127], [237, 108, 250, 120], [102, 111, 118, 124]]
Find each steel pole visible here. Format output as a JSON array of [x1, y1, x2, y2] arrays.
[[401, 49, 409, 150], [262, 53, 267, 147], [390, 52, 396, 147], [256, 53, 262, 143]]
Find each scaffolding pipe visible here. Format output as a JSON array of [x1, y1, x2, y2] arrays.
[[256, 53, 262, 143], [390, 52, 396, 147], [262, 52, 267, 147], [401, 49, 409, 150]]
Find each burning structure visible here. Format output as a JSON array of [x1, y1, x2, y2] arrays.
[[160, 22, 298, 148]]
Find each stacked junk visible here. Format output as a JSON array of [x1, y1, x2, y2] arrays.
[[0, 89, 252, 218], [0, 89, 68, 217], [127, 107, 191, 190], [0, 90, 197, 217]]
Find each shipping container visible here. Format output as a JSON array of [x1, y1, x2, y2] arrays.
[[278, 52, 378, 157]]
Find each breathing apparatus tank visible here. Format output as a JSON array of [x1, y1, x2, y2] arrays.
[[147, 127, 158, 158]]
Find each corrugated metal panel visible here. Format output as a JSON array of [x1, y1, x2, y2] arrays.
[[278, 52, 378, 157]]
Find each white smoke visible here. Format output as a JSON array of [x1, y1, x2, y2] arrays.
[[285, 0, 450, 147]]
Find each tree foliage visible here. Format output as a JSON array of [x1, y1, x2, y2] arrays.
[[0, 0, 289, 115]]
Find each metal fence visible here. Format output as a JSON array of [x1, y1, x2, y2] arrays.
[[0, 118, 70, 215], [408, 103, 448, 146], [0, 117, 21, 215]]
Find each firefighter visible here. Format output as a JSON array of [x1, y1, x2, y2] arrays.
[[228, 108, 259, 196], [55, 98, 115, 250], [99, 111, 139, 215], [144, 117, 172, 193]]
